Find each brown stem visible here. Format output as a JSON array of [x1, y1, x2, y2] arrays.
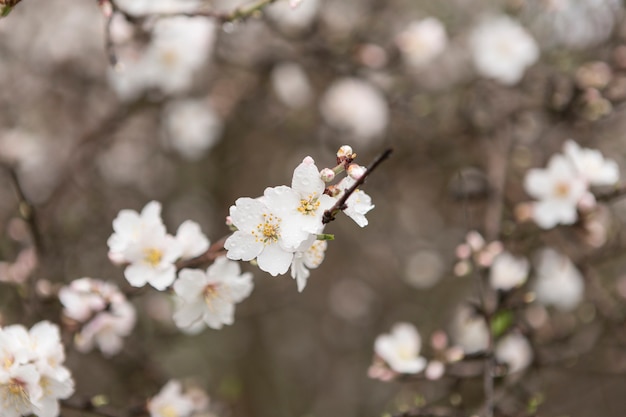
[[322, 148, 393, 224], [175, 235, 228, 270]]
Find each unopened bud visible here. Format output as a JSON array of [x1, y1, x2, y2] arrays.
[[225, 216, 233, 226], [347, 164, 367, 180], [320, 168, 335, 182], [337, 145, 353, 158]]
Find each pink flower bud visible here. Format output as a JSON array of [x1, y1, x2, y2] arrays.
[[347, 164, 367, 180], [337, 145, 353, 158], [320, 168, 335, 182]]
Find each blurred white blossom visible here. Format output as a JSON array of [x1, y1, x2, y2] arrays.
[[470, 16, 539, 85], [533, 248, 584, 311], [395, 18, 447, 69], [271, 62, 313, 109], [59, 278, 136, 356], [524, 154, 588, 229], [374, 322, 427, 374], [163, 98, 223, 161], [489, 251, 529, 291], [110, 17, 216, 99], [175, 220, 210, 260], [563, 140, 619, 186], [495, 332, 533, 374], [265, 0, 319, 33], [450, 306, 489, 354], [320, 78, 389, 148], [0, 322, 74, 417], [147, 380, 195, 417]]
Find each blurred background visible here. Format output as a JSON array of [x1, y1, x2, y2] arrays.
[[2, 0, 626, 416]]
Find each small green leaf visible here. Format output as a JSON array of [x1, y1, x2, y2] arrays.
[[1, 6, 13, 17], [491, 310, 513, 338], [317, 233, 335, 241]]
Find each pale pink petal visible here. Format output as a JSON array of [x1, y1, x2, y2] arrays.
[[257, 244, 293, 276]]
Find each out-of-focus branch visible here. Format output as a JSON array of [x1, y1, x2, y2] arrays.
[[175, 236, 228, 270], [392, 407, 465, 417], [322, 148, 393, 224], [61, 399, 147, 417], [483, 126, 512, 241], [2, 164, 44, 256]]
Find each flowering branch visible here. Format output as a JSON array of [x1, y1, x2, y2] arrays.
[[322, 148, 393, 224]]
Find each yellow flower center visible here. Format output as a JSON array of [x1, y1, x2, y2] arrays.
[[252, 214, 281, 244], [144, 248, 163, 267], [158, 405, 180, 417], [297, 195, 321, 216], [554, 182, 570, 198]]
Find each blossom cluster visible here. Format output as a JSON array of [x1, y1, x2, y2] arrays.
[[224, 146, 374, 291], [107, 201, 253, 332], [147, 379, 209, 417], [0, 321, 74, 417], [59, 278, 136, 356], [524, 139, 619, 229]]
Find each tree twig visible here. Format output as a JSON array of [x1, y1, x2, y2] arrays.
[[322, 148, 393, 224]]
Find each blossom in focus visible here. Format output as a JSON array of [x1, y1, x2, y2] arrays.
[[163, 98, 223, 161], [175, 220, 210, 260], [147, 380, 195, 417], [374, 322, 427, 374], [533, 247, 584, 311], [320, 78, 389, 148], [0, 321, 74, 417], [563, 140, 619, 186], [173, 256, 253, 330], [470, 16, 539, 85], [524, 154, 588, 229], [290, 238, 328, 292], [395, 18, 447, 68], [337, 177, 375, 227], [59, 278, 136, 356], [495, 332, 533, 374], [108, 201, 182, 290], [225, 188, 303, 276], [489, 251, 529, 291]]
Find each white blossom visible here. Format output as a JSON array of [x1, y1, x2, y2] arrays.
[[337, 177, 375, 227], [320, 78, 389, 148], [0, 322, 74, 417], [108, 202, 182, 290], [563, 140, 619, 186], [450, 306, 489, 354], [173, 257, 253, 330], [533, 248, 584, 311], [225, 187, 305, 276], [290, 238, 328, 292], [524, 154, 588, 229], [489, 251, 529, 291], [175, 220, 210, 260], [265, 0, 319, 33], [110, 17, 216, 99], [395, 18, 447, 68], [59, 278, 136, 357], [470, 16, 539, 85], [374, 323, 427, 374], [163, 98, 223, 161], [147, 380, 195, 417], [270, 62, 313, 109], [495, 333, 533, 374]]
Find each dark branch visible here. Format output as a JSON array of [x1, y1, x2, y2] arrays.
[[322, 147, 393, 224], [175, 236, 228, 270]]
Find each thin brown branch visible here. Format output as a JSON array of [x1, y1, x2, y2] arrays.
[[3, 164, 44, 256], [322, 147, 393, 224], [175, 235, 228, 270]]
